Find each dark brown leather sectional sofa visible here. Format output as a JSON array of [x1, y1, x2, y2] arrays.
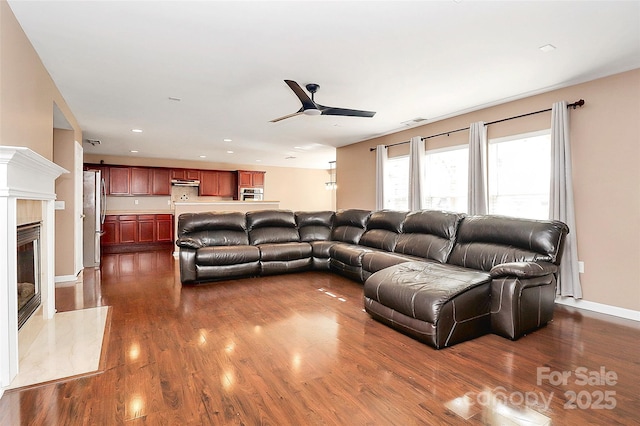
[[176, 209, 568, 349]]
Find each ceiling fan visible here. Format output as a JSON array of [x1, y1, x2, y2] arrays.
[[270, 80, 376, 123]]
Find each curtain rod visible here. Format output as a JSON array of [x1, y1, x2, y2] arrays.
[[369, 99, 585, 151]]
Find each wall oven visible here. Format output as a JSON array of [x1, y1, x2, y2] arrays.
[[240, 187, 264, 201]]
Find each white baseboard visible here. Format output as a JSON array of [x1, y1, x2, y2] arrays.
[[555, 296, 640, 322], [55, 275, 78, 284]]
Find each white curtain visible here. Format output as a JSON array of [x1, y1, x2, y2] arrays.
[[468, 121, 488, 215], [550, 101, 582, 298], [408, 136, 425, 210], [375, 144, 387, 210]]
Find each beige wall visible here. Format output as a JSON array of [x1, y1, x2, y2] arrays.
[[337, 69, 640, 312], [83, 154, 335, 212], [52, 129, 77, 276], [1, 1, 82, 279]]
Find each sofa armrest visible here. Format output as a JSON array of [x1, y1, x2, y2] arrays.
[[176, 237, 205, 249], [490, 261, 557, 279], [179, 248, 197, 284]]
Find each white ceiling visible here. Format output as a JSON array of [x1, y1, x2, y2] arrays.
[[8, 1, 640, 169]]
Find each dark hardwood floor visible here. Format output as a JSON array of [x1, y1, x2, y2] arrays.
[[1, 249, 639, 425]]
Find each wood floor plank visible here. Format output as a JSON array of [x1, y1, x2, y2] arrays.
[[1, 248, 638, 425]]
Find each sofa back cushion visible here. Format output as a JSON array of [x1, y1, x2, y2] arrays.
[[330, 209, 371, 244], [394, 210, 465, 263], [447, 215, 569, 271], [247, 210, 300, 245], [359, 210, 408, 251], [177, 212, 249, 246], [296, 211, 335, 242]]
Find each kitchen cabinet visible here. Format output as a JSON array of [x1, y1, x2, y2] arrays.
[[155, 214, 174, 242], [102, 214, 174, 247], [171, 169, 201, 180], [130, 167, 151, 195], [137, 215, 156, 243], [118, 215, 138, 244], [109, 167, 131, 195], [151, 168, 171, 195], [102, 216, 118, 245], [199, 170, 237, 197], [237, 171, 265, 188]]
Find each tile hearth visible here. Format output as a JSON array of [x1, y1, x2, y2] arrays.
[[6, 306, 109, 390]]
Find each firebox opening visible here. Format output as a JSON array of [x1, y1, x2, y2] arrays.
[[17, 222, 41, 330]]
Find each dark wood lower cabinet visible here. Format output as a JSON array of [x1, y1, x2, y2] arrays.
[[155, 214, 173, 242], [102, 214, 174, 252]]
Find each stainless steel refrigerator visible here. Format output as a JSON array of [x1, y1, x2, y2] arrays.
[[83, 170, 106, 267]]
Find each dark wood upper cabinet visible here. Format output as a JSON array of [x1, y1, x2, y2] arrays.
[[198, 170, 219, 196], [237, 170, 265, 188], [151, 168, 171, 195], [186, 169, 201, 180], [86, 164, 256, 198], [130, 167, 151, 195], [109, 167, 131, 195], [217, 171, 236, 197], [199, 170, 236, 197]]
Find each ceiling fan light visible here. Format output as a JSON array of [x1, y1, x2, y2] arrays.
[[303, 108, 322, 116]]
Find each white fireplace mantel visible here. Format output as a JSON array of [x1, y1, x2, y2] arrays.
[[0, 146, 68, 393]]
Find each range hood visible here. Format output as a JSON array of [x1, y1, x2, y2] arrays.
[[171, 179, 200, 187]]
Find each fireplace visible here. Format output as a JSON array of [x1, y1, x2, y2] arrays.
[[1, 146, 68, 394], [17, 222, 42, 329]]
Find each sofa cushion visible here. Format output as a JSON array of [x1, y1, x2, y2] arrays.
[[247, 210, 300, 245], [247, 209, 297, 229], [177, 212, 249, 246], [448, 215, 569, 271], [364, 261, 491, 325], [359, 210, 408, 251], [258, 242, 312, 262], [330, 209, 371, 244], [296, 211, 335, 242], [196, 245, 260, 266], [394, 210, 465, 263]]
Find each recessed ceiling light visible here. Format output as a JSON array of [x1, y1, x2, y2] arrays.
[[199, 155, 206, 158], [226, 150, 234, 154], [132, 129, 143, 133], [223, 138, 232, 142], [130, 150, 139, 153], [539, 44, 556, 53], [256, 159, 261, 162], [294, 146, 302, 150]]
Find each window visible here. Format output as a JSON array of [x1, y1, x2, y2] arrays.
[[488, 130, 550, 220], [422, 146, 468, 213], [384, 155, 409, 210]]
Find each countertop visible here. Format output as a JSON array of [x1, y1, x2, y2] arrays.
[[173, 201, 280, 206], [106, 210, 174, 215]]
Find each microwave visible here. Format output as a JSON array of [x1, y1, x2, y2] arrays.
[[240, 187, 264, 201]]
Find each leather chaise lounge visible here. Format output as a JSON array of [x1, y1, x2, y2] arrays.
[[176, 209, 568, 349]]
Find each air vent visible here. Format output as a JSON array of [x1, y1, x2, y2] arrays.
[[85, 139, 101, 146], [400, 117, 428, 127]]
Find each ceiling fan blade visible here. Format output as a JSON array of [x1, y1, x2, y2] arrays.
[[319, 106, 376, 118], [270, 109, 304, 123], [284, 80, 318, 111]]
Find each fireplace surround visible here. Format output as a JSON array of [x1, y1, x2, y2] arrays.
[[0, 147, 67, 395]]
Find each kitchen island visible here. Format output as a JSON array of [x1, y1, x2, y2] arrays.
[[173, 201, 280, 253]]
